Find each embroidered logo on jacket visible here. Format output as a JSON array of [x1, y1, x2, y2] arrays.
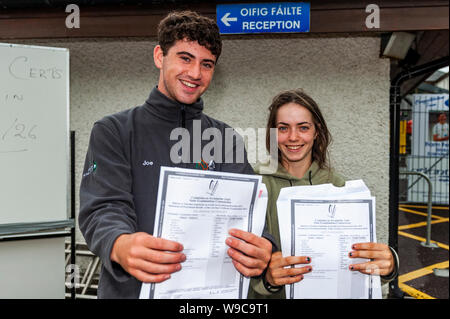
[[83, 161, 97, 177], [194, 159, 209, 170]]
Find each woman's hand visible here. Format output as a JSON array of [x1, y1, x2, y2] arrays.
[[265, 251, 312, 287], [349, 242, 394, 276]]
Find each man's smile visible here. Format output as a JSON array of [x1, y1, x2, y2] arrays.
[[180, 79, 199, 88]]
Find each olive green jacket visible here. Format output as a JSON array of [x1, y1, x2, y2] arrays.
[[247, 162, 399, 299], [248, 161, 345, 299]]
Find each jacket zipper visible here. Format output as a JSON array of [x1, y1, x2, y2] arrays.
[[180, 104, 186, 129], [178, 104, 187, 167], [288, 171, 313, 186]]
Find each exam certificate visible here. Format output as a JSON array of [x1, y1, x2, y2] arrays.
[[277, 180, 382, 299], [139, 167, 266, 299]]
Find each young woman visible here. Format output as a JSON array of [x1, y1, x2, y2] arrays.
[[248, 89, 398, 299]]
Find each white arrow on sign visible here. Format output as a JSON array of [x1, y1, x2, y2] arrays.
[[221, 12, 237, 27]]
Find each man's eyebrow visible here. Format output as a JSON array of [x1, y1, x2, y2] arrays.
[[177, 51, 195, 58], [203, 58, 217, 65], [176, 51, 216, 65]]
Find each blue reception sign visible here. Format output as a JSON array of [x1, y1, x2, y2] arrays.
[[217, 2, 310, 34]]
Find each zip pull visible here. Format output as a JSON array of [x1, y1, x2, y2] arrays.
[[180, 104, 186, 128], [177, 104, 187, 161]]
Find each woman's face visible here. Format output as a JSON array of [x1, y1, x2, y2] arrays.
[[276, 102, 317, 166]]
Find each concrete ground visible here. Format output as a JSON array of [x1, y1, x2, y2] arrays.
[[397, 204, 449, 299]]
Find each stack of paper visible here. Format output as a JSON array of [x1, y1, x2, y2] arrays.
[[139, 167, 268, 299], [277, 180, 382, 299]]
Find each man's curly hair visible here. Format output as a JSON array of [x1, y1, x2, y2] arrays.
[[158, 11, 222, 61]]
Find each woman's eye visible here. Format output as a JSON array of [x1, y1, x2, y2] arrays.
[[299, 126, 310, 131], [278, 126, 288, 132]]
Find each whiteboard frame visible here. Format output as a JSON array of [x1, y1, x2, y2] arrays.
[[0, 42, 71, 232]]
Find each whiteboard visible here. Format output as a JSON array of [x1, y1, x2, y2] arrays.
[[0, 43, 69, 225]]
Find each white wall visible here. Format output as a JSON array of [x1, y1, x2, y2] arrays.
[[14, 35, 390, 250]]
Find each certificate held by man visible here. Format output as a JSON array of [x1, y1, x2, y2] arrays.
[[139, 166, 267, 299]]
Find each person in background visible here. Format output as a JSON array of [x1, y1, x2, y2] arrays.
[[248, 89, 399, 298], [432, 113, 449, 141]]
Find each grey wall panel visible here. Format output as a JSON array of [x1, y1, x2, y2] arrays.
[[0, 237, 65, 298]]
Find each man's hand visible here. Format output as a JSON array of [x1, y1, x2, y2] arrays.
[[225, 228, 272, 277], [349, 242, 394, 276], [110, 232, 186, 283], [265, 251, 312, 286]]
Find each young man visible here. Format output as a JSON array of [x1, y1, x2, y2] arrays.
[[79, 11, 272, 298]]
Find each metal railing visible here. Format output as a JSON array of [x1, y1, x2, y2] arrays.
[[64, 241, 100, 299], [399, 171, 438, 248]]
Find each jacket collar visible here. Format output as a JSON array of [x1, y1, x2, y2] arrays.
[[256, 161, 321, 182], [143, 86, 204, 122]]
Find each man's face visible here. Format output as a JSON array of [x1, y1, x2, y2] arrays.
[[438, 113, 447, 124], [154, 39, 216, 105]]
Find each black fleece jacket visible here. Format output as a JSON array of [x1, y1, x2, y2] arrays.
[[78, 87, 265, 298]]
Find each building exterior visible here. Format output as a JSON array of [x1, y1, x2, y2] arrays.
[[0, 0, 448, 298]]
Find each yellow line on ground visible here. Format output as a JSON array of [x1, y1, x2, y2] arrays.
[[400, 204, 449, 211], [399, 261, 449, 283], [398, 231, 449, 250], [399, 283, 435, 299], [398, 207, 446, 220], [398, 218, 449, 230]]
